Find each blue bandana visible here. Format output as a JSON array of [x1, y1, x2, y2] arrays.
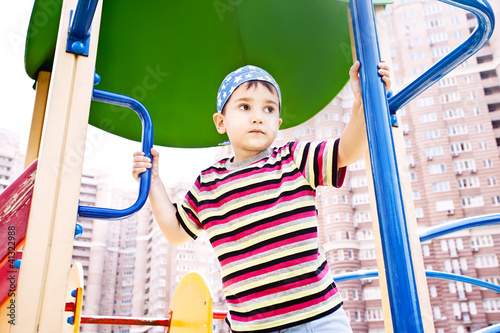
[[216, 65, 281, 113]]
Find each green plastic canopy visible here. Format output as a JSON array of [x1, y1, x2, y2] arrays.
[[25, 0, 390, 148]]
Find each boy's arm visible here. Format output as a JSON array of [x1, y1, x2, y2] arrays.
[[133, 150, 192, 246], [338, 61, 391, 168], [148, 180, 193, 246]]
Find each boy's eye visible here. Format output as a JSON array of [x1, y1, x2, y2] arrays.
[[264, 106, 275, 113], [239, 104, 250, 111]]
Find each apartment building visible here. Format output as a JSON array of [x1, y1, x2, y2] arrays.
[[0, 128, 25, 192]]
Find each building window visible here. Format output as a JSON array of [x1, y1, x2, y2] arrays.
[[475, 255, 499, 268], [430, 286, 437, 297], [447, 124, 468, 136], [366, 308, 384, 322], [432, 181, 451, 192], [461, 195, 484, 208], [429, 164, 446, 174], [457, 177, 480, 189], [422, 245, 430, 257], [415, 207, 424, 218], [423, 129, 440, 140], [483, 299, 500, 312], [487, 176, 498, 186]]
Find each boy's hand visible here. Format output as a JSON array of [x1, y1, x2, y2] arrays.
[[132, 148, 160, 184], [350, 60, 392, 101]]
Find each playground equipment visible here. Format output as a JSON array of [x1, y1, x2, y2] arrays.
[[0, 0, 497, 332], [63, 264, 227, 332]]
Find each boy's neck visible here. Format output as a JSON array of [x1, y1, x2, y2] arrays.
[[227, 147, 274, 169]]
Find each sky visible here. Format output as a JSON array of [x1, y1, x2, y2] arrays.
[[1, 1, 218, 191]]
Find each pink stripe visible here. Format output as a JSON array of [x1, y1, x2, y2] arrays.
[[204, 187, 313, 230], [317, 142, 326, 186], [223, 254, 317, 289], [211, 210, 314, 249], [226, 263, 330, 304], [230, 287, 339, 322], [218, 230, 316, 267]]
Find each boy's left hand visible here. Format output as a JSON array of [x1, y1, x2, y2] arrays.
[[350, 60, 392, 100]]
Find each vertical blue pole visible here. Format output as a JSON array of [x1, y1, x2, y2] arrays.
[[349, 0, 425, 332]]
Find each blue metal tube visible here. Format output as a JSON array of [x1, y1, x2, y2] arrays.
[[349, 0, 424, 331], [425, 271, 500, 293], [474, 323, 500, 333], [420, 214, 500, 242], [78, 89, 153, 220], [69, 0, 100, 40], [333, 269, 500, 294], [388, 0, 495, 112]]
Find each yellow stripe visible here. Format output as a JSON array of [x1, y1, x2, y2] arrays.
[[178, 206, 201, 235], [211, 212, 316, 257], [220, 242, 318, 278], [326, 141, 334, 186]]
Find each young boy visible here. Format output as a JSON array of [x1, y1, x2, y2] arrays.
[[133, 61, 391, 333]]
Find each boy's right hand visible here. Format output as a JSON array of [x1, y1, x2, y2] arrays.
[[132, 148, 160, 184]]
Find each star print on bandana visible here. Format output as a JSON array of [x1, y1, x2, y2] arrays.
[[216, 65, 281, 113]]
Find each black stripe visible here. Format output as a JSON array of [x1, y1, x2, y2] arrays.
[[221, 245, 318, 283], [298, 142, 310, 174], [229, 280, 338, 318], [202, 184, 314, 225], [333, 138, 340, 186], [226, 260, 329, 300], [313, 143, 322, 188], [209, 205, 316, 244], [173, 203, 198, 240], [198, 169, 301, 207]]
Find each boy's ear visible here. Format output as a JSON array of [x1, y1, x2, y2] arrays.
[[278, 118, 283, 128], [213, 113, 226, 134]]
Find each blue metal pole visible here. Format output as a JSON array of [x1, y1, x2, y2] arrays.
[[66, 0, 100, 56], [69, 0, 100, 40], [78, 89, 153, 220], [349, 0, 424, 331]]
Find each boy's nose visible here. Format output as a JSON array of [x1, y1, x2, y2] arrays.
[[251, 111, 263, 124]]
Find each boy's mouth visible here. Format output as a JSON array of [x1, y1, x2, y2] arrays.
[[249, 129, 264, 134]]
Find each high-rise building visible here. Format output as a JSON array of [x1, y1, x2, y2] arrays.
[[0, 128, 25, 192]]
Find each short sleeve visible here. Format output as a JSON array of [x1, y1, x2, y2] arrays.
[[289, 139, 346, 189], [174, 178, 204, 240]]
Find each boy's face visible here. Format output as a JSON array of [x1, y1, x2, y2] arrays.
[[213, 82, 282, 162]]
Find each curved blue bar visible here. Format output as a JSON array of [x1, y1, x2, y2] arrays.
[[69, 0, 100, 40], [78, 89, 153, 220], [420, 214, 500, 242], [333, 269, 500, 294], [426, 271, 500, 293], [474, 323, 500, 333], [388, 0, 495, 112], [350, 0, 424, 331]]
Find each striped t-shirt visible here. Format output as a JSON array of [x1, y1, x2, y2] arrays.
[[175, 140, 347, 333]]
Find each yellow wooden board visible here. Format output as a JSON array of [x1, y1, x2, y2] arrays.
[[169, 272, 213, 333], [62, 262, 84, 333]]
